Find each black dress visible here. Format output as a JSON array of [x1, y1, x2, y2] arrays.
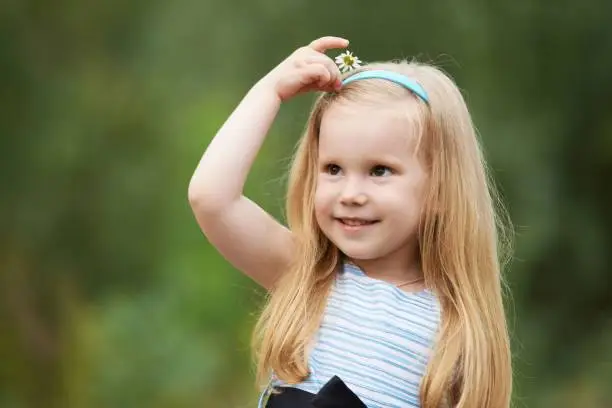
[[265, 376, 367, 408]]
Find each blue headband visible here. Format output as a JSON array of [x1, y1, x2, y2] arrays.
[[342, 70, 429, 104]]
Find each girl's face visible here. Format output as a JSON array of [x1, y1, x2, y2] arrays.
[[314, 102, 429, 270]]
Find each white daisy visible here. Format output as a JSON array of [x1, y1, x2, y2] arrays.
[[335, 51, 362, 73]]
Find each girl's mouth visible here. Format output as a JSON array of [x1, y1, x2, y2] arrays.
[[336, 218, 380, 231], [338, 218, 377, 226]]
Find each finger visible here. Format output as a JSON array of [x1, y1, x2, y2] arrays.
[[308, 36, 349, 54], [303, 54, 342, 85], [299, 64, 332, 89]]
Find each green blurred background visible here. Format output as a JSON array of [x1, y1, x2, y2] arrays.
[[2, 0, 611, 407]]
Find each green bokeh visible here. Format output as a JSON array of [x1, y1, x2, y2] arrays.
[[1, 1, 611, 407]]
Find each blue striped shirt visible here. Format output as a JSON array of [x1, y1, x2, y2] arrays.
[[259, 263, 441, 408]]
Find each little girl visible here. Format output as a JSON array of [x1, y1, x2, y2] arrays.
[[188, 36, 513, 408]]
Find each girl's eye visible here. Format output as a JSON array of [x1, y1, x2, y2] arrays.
[[326, 164, 342, 175], [370, 165, 393, 177]]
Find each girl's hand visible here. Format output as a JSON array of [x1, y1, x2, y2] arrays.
[[261, 36, 349, 102]]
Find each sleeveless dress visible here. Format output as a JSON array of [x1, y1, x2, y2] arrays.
[[258, 262, 441, 408]]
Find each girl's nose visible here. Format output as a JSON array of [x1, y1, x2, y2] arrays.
[[339, 180, 368, 206]]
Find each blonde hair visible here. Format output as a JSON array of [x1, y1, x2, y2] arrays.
[[252, 60, 514, 408]]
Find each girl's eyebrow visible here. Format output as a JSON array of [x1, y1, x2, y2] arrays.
[[317, 155, 405, 166], [363, 155, 405, 167]]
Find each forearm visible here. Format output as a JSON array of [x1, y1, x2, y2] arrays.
[[188, 80, 281, 209]]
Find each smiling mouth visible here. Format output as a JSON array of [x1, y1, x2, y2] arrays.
[[336, 218, 380, 226]]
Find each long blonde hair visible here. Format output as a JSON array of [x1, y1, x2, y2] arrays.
[[252, 60, 514, 408]]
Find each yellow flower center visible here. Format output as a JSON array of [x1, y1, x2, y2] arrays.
[[342, 55, 355, 66]]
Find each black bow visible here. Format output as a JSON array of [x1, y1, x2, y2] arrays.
[[266, 376, 367, 408], [311, 376, 367, 408]]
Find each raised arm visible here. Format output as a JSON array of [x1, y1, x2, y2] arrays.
[[188, 36, 347, 290]]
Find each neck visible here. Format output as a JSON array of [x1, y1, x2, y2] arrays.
[[347, 241, 423, 286]]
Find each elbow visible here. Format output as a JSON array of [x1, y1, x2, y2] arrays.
[[187, 180, 203, 206], [187, 183, 230, 215], [187, 185, 211, 212]]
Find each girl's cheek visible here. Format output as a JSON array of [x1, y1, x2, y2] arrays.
[[314, 186, 333, 213]]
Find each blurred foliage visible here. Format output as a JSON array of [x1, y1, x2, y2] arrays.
[[1, 0, 611, 407]]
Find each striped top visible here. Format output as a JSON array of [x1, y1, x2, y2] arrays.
[[260, 263, 441, 408]]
